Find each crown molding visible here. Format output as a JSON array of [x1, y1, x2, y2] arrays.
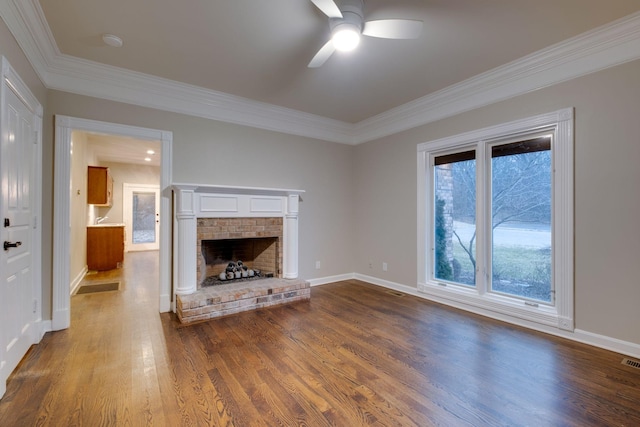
[[44, 53, 355, 144], [0, 0, 58, 84], [2, 0, 640, 145], [353, 11, 640, 143]]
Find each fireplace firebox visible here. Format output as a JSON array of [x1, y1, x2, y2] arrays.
[[196, 217, 283, 289], [200, 237, 279, 286]]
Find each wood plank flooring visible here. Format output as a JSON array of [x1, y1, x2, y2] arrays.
[[0, 251, 639, 426]]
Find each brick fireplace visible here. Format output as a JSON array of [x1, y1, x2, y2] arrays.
[[172, 184, 309, 323]]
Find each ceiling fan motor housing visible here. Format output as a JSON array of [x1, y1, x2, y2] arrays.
[[329, 0, 364, 34]]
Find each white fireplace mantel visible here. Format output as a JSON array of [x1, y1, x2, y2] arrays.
[[172, 184, 304, 295]]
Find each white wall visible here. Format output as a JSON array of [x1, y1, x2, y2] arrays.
[[353, 59, 640, 346]]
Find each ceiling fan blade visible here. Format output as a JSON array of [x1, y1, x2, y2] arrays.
[[308, 40, 336, 68], [363, 19, 423, 39], [310, 0, 343, 18]]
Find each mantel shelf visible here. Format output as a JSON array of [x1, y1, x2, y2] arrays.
[[172, 183, 304, 197]]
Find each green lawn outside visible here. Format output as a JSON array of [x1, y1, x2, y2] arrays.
[[451, 244, 552, 302]]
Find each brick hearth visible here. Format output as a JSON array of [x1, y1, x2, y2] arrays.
[[176, 278, 310, 323]]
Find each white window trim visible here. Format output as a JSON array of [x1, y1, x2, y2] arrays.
[[417, 108, 574, 331]]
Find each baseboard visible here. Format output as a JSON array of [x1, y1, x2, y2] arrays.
[[2, 320, 51, 400], [351, 273, 640, 359], [354, 273, 424, 297], [159, 293, 172, 313], [307, 273, 356, 287], [51, 309, 69, 331], [572, 329, 640, 359], [38, 319, 52, 340], [70, 266, 88, 295], [0, 366, 6, 399]]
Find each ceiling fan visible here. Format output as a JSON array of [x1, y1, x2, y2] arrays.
[[308, 0, 423, 68]]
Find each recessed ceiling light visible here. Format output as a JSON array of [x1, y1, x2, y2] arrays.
[[102, 34, 123, 48], [146, 149, 155, 155], [144, 157, 152, 162]]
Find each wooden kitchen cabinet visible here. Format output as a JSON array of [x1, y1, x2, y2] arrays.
[[87, 226, 124, 271], [87, 166, 113, 206]]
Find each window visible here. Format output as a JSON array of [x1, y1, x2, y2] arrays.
[[418, 109, 574, 331], [434, 150, 476, 286]]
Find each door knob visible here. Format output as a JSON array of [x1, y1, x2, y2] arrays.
[[4, 241, 22, 251]]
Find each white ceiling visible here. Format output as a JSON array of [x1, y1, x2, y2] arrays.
[[36, 0, 640, 124], [86, 134, 161, 167]]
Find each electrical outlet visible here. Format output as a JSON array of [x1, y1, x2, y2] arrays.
[[382, 262, 388, 271], [368, 260, 373, 269], [315, 261, 321, 269]]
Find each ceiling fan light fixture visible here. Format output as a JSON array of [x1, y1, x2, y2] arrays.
[[308, 0, 421, 67], [332, 25, 360, 52]]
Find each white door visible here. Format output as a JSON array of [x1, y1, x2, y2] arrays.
[[123, 183, 160, 251], [0, 72, 38, 397]]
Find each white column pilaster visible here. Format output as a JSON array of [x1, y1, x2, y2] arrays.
[[283, 194, 299, 279], [174, 187, 198, 295]]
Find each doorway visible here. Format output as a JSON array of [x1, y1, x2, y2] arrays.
[[53, 116, 172, 331]]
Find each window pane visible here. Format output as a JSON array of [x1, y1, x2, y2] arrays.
[[132, 192, 156, 244], [434, 152, 476, 286], [490, 138, 552, 302]]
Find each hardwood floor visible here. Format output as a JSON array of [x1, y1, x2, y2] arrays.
[[0, 251, 639, 426]]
